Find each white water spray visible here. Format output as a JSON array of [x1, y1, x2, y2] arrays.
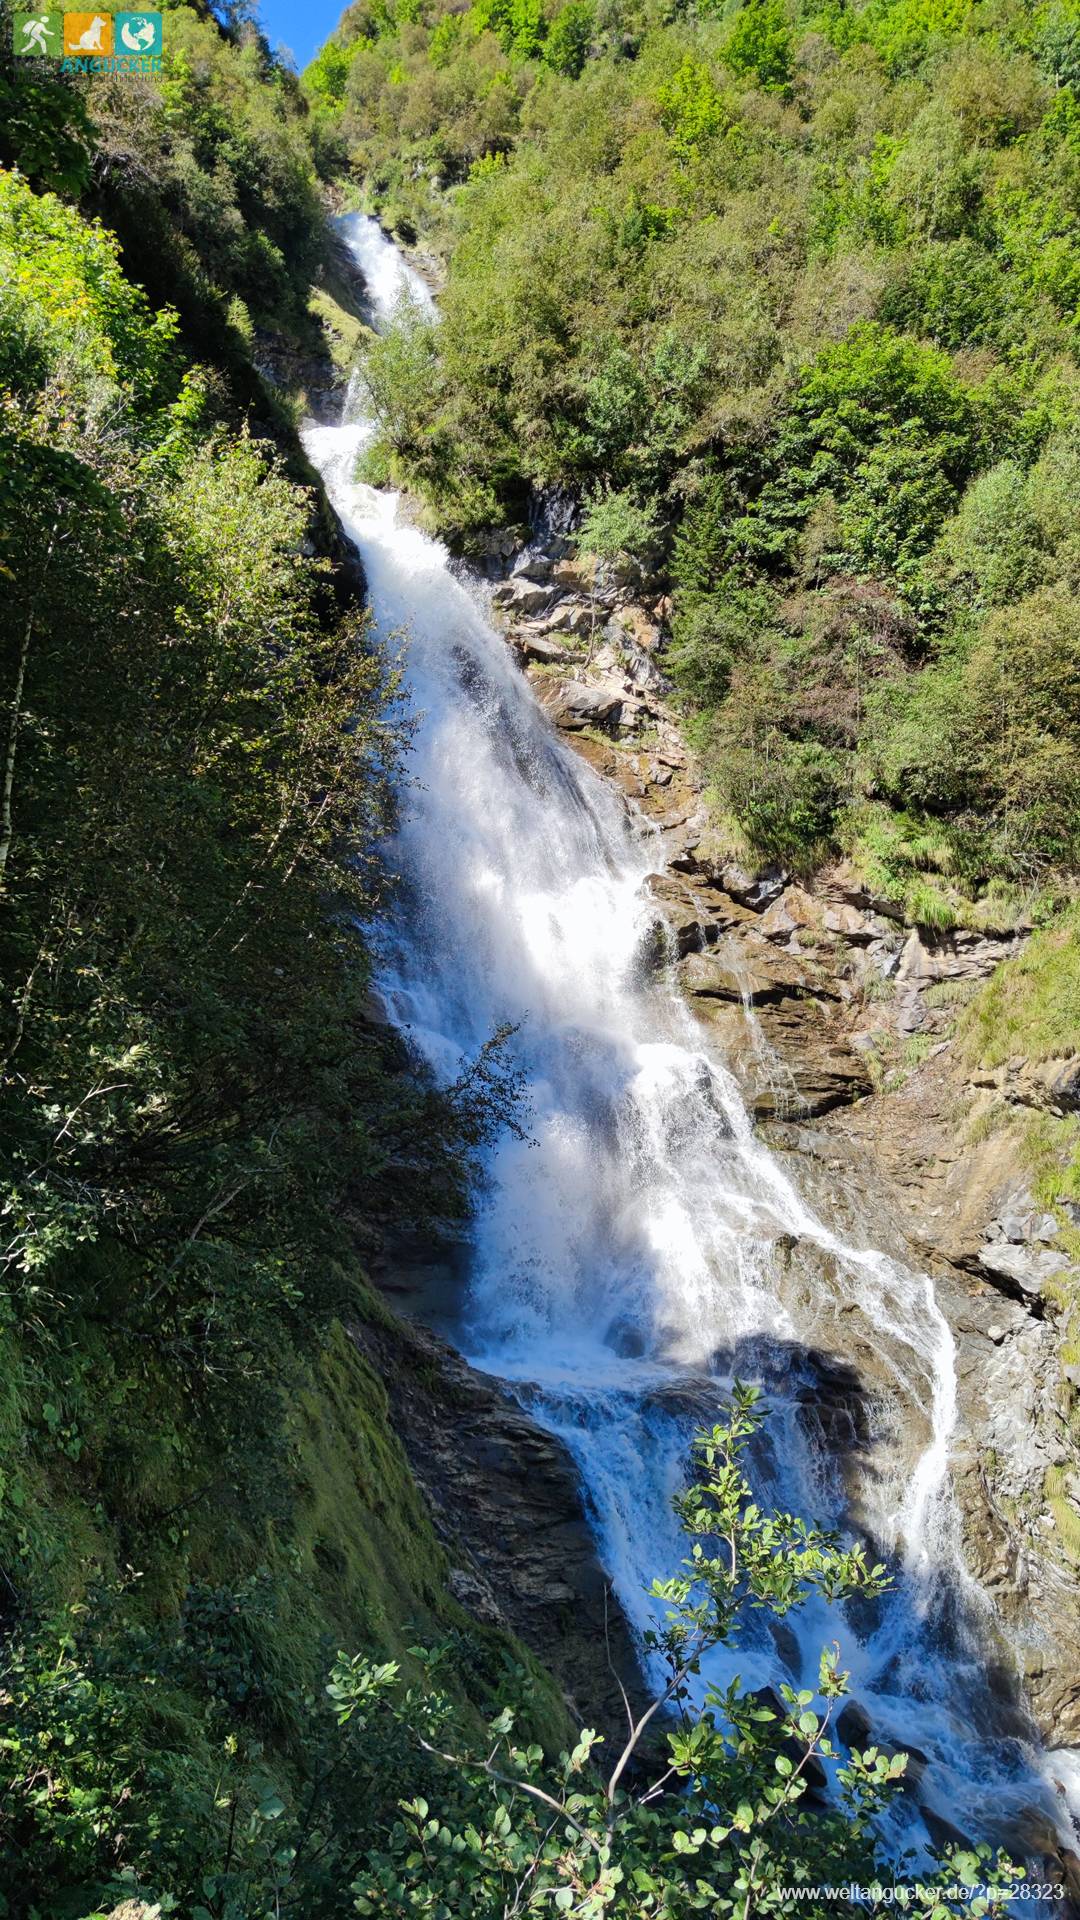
[[302, 213, 1077, 1866]]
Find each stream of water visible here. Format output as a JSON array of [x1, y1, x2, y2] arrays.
[[301, 213, 1079, 1878]]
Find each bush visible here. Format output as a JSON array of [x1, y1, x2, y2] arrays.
[[578, 484, 661, 563]]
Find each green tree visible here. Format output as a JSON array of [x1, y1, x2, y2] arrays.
[[657, 56, 729, 164], [333, 1389, 1019, 1918], [856, 0, 974, 77], [746, 325, 981, 577], [723, 0, 793, 93], [544, 0, 595, 77], [0, 71, 92, 196]]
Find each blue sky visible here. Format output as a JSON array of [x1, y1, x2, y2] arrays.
[[259, 0, 341, 70]]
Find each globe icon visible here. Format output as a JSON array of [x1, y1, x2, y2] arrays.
[[120, 16, 156, 50]]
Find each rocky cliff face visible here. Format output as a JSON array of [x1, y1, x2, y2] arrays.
[[481, 519, 1080, 1756], [348, 1301, 642, 1741]]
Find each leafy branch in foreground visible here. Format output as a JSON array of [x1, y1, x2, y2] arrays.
[[329, 1386, 1020, 1919]]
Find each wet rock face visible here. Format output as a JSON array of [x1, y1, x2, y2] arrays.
[[744, 1003, 872, 1117], [487, 507, 1080, 1761], [687, 993, 872, 1119], [784, 1106, 1080, 1748], [662, 904, 873, 1118], [348, 1313, 642, 1740]]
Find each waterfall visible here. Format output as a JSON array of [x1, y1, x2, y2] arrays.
[[302, 213, 1078, 1868]]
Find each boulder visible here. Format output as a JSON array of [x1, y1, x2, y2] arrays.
[[1042, 1055, 1080, 1113], [652, 736, 688, 771], [977, 1241, 1070, 1299], [921, 1806, 973, 1854], [822, 902, 874, 942], [989, 1203, 1060, 1246], [896, 928, 935, 986], [510, 549, 554, 582], [493, 577, 561, 617], [512, 631, 582, 666], [716, 861, 790, 910], [621, 644, 668, 694], [518, 602, 594, 640], [834, 1701, 927, 1789], [759, 886, 822, 943], [588, 641, 622, 676], [836, 1700, 871, 1748], [1000, 1808, 1080, 1902], [746, 1687, 827, 1798], [543, 680, 623, 733]]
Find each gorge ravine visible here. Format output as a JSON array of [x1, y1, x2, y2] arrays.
[[302, 212, 1080, 1877]]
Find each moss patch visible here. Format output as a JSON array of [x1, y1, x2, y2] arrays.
[[962, 906, 1080, 1071], [1, 1292, 571, 1912], [1045, 1465, 1080, 1563], [308, 285, 369, 375]]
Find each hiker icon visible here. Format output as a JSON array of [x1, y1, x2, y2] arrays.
[[17, 14, 60, 55]]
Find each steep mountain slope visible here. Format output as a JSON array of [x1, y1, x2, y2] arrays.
[[0, 17, 578, 1911]]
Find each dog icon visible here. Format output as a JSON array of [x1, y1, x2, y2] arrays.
[[63, 13, 115, 55]]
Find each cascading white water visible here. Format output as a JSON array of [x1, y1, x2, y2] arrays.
[[302, 213, 1079, 1869]]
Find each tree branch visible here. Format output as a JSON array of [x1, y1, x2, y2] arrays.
[[413, 1734, 604, 1853]]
